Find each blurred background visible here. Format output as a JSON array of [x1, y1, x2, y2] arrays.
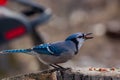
[[0, 0, 120, 79]]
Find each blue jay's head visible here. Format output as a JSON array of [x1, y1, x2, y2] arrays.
[[65, 32, 93, 50]]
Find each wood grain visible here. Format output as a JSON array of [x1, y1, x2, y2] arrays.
[[2, 67, 120, 80]]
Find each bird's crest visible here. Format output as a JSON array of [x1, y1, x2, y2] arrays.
[[65, 32, 83, 41]]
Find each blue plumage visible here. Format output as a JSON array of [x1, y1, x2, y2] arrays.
[[1, 49, 32, 54], [65, 32, 81, 41], [32, 43, 54, 55], [0, 32, 93, 66], [33, 42, 70, 56], [48, 43, 69, 56]]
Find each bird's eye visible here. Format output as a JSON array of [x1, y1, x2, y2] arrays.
[[78, 34, 84, 38], [78, 36, 82, 38]]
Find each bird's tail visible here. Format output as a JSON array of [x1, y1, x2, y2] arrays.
[[0, 48, 33, 55]]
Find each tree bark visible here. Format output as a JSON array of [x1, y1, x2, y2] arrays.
[[2, 67, 120, 80]]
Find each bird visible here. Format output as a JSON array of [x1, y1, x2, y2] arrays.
[[0, 32, 93, 69]]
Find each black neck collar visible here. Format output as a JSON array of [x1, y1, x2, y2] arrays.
[[70, 38, 78, 55]]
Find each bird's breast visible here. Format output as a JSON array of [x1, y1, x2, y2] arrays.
[[37, 52, 74, 64]]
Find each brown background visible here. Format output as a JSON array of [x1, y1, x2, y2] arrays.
[[0, 0, 120, 78]]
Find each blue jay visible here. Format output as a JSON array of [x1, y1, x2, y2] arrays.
[[0, 32, 93, 69]]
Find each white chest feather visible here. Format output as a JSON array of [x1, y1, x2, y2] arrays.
[[77, 38, 84, 49]]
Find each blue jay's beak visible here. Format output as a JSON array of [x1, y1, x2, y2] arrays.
[[84, 33, 93, 40]]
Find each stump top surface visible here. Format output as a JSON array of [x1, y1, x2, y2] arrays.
[[71, 67, 120, 77]]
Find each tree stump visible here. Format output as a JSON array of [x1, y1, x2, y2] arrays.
[[2, 67, 120, 80]]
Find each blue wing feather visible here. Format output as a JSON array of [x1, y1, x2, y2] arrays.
[[48, 45, 63, 56], [48, 42, 69, 56], [33, 43, 54, 55], [32, 42, 68, 56]]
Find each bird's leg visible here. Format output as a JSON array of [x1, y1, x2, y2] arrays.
[[49, 64, 66, 71], [54, 64, 65, 69], [49, 64, 62, 72], [54, 64, 70, 71], [49, 64, 68, 74], [49, 64, 58, 68]]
